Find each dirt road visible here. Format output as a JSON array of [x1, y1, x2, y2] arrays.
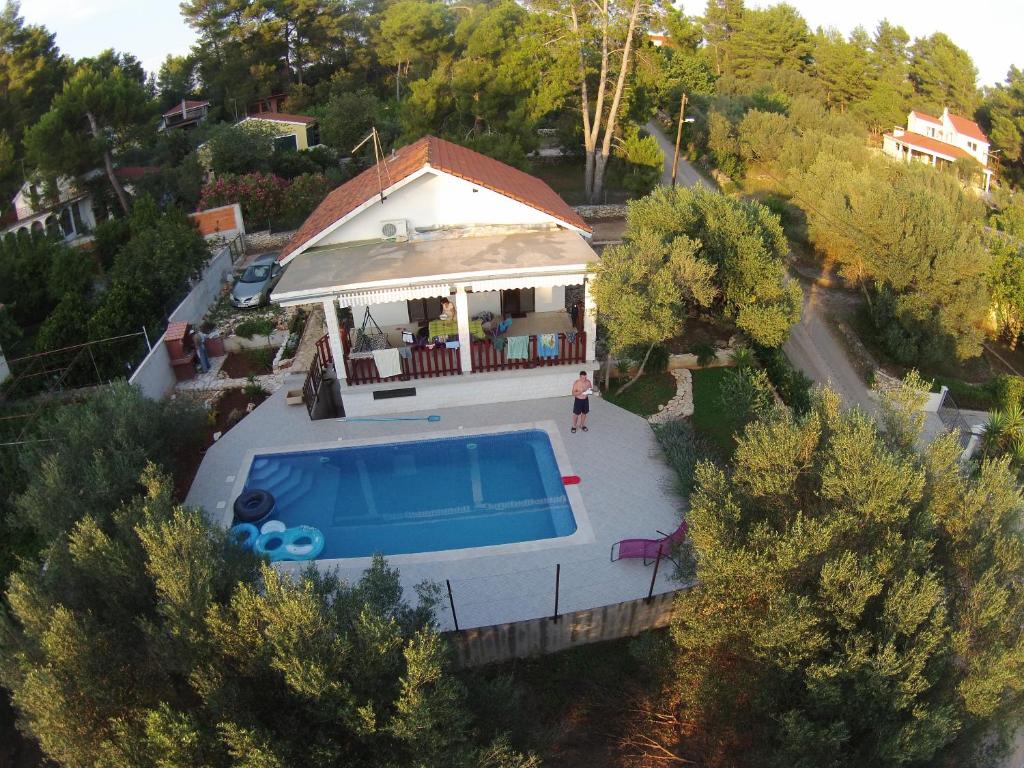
[[645, 120, 714, 190]]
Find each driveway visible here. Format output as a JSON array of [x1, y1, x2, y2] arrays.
[[645, 120, 714, 189], [784, 279, 876, 414]]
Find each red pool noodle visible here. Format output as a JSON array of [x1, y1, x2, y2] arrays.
[[562, 475, 581, 485]]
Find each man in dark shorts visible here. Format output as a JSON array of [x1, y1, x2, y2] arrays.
[[571, 370, 593, 433]]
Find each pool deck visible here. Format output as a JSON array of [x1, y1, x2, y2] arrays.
[[186, 379, 687, 631]]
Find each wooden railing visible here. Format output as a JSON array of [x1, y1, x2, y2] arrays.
[[340, 332, 587, 386], [470, 332, 586, 372], [343, 345, 462, 385], [302, 333, 333, 418]]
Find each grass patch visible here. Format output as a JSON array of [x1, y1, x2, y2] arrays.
[[690, 366, 734, 454], [602, 372, 676, 417]]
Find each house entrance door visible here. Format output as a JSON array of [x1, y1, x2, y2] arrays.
[[500, 288, 535, 318]]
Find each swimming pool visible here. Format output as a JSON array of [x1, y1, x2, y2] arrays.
[[237, 429, 577, 559]]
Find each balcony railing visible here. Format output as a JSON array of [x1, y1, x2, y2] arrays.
[[339, 331, 586, 386]]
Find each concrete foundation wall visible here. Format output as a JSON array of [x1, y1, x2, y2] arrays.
[[129, 341, 176, 399], [340, 366, 597, 417], [449, 590, 679, 667]]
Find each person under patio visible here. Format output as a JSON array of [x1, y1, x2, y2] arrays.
[[571, 370, 593, 433]]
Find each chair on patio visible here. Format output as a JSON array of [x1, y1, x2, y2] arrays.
[[610, 520, 688, 565]]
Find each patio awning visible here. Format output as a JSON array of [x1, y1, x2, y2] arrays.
[[465, 274, 586, 292], [272, 228, 597, 304], [338, 283, 451, 307]]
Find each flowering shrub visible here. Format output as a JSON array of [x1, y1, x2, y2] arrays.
[[282, 173, 333, 226], [199, 173, 289, 230]]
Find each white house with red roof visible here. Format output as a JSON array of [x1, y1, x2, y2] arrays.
[[883, 108, 993, 191], [271, 136, 598, 418]]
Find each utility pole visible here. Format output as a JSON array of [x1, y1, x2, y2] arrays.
[[671, 91, 688, 188]]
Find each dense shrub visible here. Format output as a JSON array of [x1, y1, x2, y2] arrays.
[[199, 172, 289, 231], [280, 172, 332, 227], [234, 317, 275, 339], [988, 374, 1024, 411], [653, 419, 716, 497], [754, 344, 813, 414], [719, 366, 777, 434]]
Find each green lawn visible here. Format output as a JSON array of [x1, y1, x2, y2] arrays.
[[602, 372, 677, 417], [690, 366, 735, 454]]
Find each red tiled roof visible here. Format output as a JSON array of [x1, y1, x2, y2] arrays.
[[886, 131, 973, 161], [279, 136, 591, 262], [162, 100, 209, 117], [247, 111, 317, 125], [911, 110, 941, 125], [948, 113, 988, 143], [114, 166, 159, 182]]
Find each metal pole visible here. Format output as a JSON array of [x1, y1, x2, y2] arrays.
[[446, 579, 459, 632], [646, 543, 663, 604], [671, 92, 688, 188], [552, 563, 561, 622], [141, 325, 152, 353]]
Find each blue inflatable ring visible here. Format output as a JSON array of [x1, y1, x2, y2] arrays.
[[229, 523, 260, 550], [254, 525, 325, 562], [234, 489, 275, 524]]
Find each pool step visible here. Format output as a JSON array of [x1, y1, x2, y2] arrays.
[[270, 468, 307, 503], [276, 473, 315, 510], [249, 462, 290, 487]]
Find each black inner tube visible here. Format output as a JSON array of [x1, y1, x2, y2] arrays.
[[233, 490, 274, 523]]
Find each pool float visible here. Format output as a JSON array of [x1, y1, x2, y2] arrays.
[[260, 520, 286, 534], [229, 523, 260, 550], [233, 489, 275, 523], [254, 525, 325, 562]]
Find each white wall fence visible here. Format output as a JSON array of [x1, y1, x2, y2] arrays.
[[130, 240, 239, 399]]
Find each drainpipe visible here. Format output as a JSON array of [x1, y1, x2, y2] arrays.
[[0, 341, 9, 385]]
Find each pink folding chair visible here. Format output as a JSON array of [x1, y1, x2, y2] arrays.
[[610, 520, 688, 565]]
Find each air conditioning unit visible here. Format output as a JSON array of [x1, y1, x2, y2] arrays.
[[381, 219, 408, 242]]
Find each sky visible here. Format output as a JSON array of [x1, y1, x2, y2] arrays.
[[18, 0, 1023, 88]]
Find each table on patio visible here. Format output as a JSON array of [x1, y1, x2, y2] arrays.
[[428, 318, 486, 340]]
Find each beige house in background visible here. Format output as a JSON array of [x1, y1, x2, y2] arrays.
[[238, 112, 321, 152]]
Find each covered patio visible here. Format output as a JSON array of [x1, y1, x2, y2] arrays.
[[272, 228, 599, 388]]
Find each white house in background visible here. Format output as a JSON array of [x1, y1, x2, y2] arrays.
[[158, 99, 210, 132], [883, 108, 993, 191], [271, 135, 598, 418], [1, 168, 156, 246]]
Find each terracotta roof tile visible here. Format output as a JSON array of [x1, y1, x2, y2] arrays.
[[279, 136, 590, 262], [911, 110, 941, 125], [162, 100, 209, 118], [886, 131, 973, 161], [948, 113, 988, 143]]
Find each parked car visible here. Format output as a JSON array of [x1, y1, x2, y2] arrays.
[[231, 253, 284, 308]]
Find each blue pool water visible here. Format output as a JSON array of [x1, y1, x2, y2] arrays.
[[238, 430, 576, 558]]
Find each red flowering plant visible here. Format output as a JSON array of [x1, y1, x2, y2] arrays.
[[199, 173, 289, 231]]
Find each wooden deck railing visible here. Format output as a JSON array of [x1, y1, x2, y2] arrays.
[[343, 344, 462, 385], [302, 333, 334, 418], [340, 332, 586, 385], [470, 332, 586, 372]]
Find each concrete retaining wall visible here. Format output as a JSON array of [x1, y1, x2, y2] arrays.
[[449, 590, 679, 667], [130, 242, 237, 399]]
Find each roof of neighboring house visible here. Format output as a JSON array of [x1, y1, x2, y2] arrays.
[[911, 110, 942, 125], [948, 113, 988, 143], [114, 166, 160, 182], [279, 135, 591, 263], [162, 100, 210, 118], [244, 111, 317, 125], [886, 131, 974, 161]]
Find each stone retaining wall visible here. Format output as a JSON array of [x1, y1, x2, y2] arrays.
[[245, 229, 297, 253], [575, 203, 629, 220]]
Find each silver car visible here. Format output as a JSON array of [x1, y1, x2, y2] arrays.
[[231, 253, 284, 308]]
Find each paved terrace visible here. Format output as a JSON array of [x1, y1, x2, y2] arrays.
[[186, 382, 686, 631]]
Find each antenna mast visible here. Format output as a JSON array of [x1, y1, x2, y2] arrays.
[[351, 127, 393, 204]]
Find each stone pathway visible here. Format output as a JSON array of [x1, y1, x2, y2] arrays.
[[173, 352, 286, 397], [648, 368, 694, 424]]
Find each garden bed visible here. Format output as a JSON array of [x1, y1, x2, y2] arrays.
[[220, 348, 278, 379], [172, 386, 269, 502]]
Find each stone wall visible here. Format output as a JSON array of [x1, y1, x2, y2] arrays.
[[245, 229, 297, 253], [574, 203, 629, 220]]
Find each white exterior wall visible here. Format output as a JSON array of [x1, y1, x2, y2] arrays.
[[356, 300, 410, 326], [534, 286, 565, 312], [468, 291, 501, 317], [905, 110, 989, 166], [317, 171, 564, 246]]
